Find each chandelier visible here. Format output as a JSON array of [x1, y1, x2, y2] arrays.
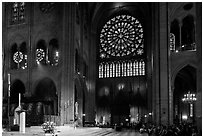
[[182, 91, 197, 103]]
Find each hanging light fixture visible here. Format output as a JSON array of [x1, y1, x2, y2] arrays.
[[182, 91, 197, 102]]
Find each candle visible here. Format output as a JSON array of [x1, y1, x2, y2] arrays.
[[8, 73, 10, 84], [19, 93, 21, 107]]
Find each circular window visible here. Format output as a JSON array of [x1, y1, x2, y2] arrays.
[[100, 15, 144, 58], [13, 51, 23, 63]]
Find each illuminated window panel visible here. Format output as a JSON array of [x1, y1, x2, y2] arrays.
[[133, 61, 136, 76], [13, 51, 23, 64], [118, 62, 121, 77], [129, 62, 133, 76], [101, 63, 104, 78], [99, 15, 144, 58], [170, 33, 175, 51], [19, 2, 25, 20], [121, 62, 123, 77], [98, 14, 145, 78], [136, 61, 139, 76], [99, 65, 101, 78], [12, 2, 18, 23], [112, 63, 115, 77], [107, 63, 110, 78], [24, 55, 27, 68], [99, 64, 103, 78], [115, 63, 118, 77], [36, 49, 45, 63], [127, 62, 131, 76], [124, 62, 127, 77], [141, 61, 145, 75], [104, 64, 107, 78], [11, 2, 25, 25], [110, 63, 113, 77], [99, 60, 145, 78], [139, 61, 142, 75]]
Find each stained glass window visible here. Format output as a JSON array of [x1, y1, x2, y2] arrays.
[[24, 55, 27, 68], [132, 62, 136, 76], [49, 39, 59, 66], [13, 51, 23, 63], [118, 63, 121, 77], [136, 61, 139, 76], [142, 60, 145, 75], [116, 62, 119, 77], [12, 2, 18, 23], [99, 64, 103, 78], [123, 62, 127, 77], [36, 49, 45, 63], [11, 2, 25, 25], [104, 64, 107, 78], [100, 15, 144, 58], [110, 63, 113, 77], [107, 63, 110, 78], [19, 2, 25, 20], [112, 63, 115, 77], [98, 60, 145, 78], [170, 33, 175, 51], [130, 62, 133, 76], [11, 42, 27, 70], [98, 15, 145, 78]]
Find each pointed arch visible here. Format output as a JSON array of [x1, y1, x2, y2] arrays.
[[181, 15, 195, 50], [36, 39, 47, 65], [10, 79, 26, 103], [34, 77, 58, 115], [49, 38, 59, 66]]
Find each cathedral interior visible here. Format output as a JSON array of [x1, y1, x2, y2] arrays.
[[2, 2, 202, 131]]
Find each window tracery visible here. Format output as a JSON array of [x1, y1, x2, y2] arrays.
[[11, 2, 25, 25], [170, 33, 175, 51], [36, 48, 45, 63], [100, 15, 144, 58], [11, 42, 27, 70], [13, 51, 23, 64], [98, 60, 145, 78], [36, 40, 46, 65], [99, 15, 145, 78]]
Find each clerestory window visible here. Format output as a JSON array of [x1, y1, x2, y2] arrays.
[[11, 2, 25, 25]]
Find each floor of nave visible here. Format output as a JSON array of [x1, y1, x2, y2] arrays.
[[2, 126, 148, 136], [58, 127, 148, 136]]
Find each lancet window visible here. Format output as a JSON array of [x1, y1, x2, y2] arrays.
[[11, 2, 25, 25]]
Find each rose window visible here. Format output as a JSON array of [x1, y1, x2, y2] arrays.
[[100, 15, 144, 58], [13, 51, 23, 63]]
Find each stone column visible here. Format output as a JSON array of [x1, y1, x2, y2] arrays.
[[195, 2, 202, 131], [151, 2, 160, 125], [61, 3, 75, 125], [158, 3, 170, 126], [179, 22, 182, 50]]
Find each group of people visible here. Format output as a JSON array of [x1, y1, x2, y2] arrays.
[[138, 122, 201, 136]]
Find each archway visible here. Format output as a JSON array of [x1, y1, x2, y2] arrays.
[[26, 78, 58, 125], [34, 78, 58, 115], [93, 3, 150, 127], [173, 65, 196, 124], [10, 79, 25, 116]]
